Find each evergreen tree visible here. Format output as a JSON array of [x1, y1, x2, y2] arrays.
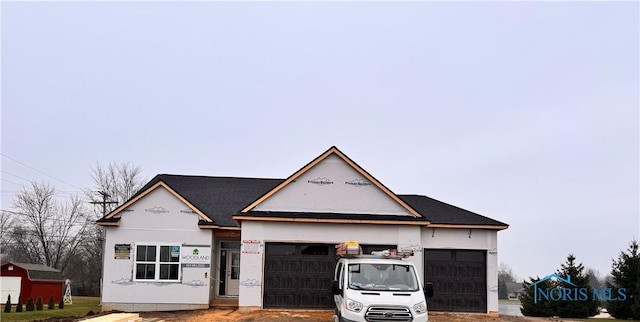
[[48, 296, 55, 309], [35, 296, 43, 311], [520, 277, 555, 316], [607, 240, 640, 319], [16, 295, 22, 312], [58, 296, 64, 309], [25, 297, 34, 311], [555, 254, 599, 318], [521, 254, 599, 318], [4, 294, 11, 313]]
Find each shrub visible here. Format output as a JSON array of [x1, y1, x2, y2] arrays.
[[25, 297, 34, 311], [4, 294, 11, 313], [607, 240, 640, 320], [35, 296, 43, 310], [58, 296, 64, 309], [16, 295, 22, 312], [48, 296, 55, 309]]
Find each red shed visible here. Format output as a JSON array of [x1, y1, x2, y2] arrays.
[[1, 262, 64, 304]]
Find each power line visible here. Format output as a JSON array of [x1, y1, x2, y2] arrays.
[[1, 178, 23, 186], [89, 191, 118, 216], [1, 153, 81, 190], [0, 181, 83, 202], [1, 209, 95, 224], [1, 170, 32, 182]]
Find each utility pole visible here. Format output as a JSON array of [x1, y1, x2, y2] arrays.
[[89, 191, 117, 305], [90, 191, 118, 216]]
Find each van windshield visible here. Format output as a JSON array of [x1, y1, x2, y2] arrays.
[[348, 263, 419, 292]]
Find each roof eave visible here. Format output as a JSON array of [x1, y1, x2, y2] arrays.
[[232, 215, 431, 226], [96, 217, 121, 227], [427, 223, 509, 230], [197, 220, 241, 230]]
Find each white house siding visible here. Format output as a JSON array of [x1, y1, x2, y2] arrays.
[[102, 187, 212, 312], [238, 222, 499, 313], [238, 221, 423, 309], [254, 154, 412, 216], [422, 228, 499, 314]]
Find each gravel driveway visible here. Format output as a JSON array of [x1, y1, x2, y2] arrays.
[[139, 309, 562, 322]]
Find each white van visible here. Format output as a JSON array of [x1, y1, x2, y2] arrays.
[[331, 244, 434, 322]]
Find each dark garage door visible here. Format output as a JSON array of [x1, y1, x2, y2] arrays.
[[263, 243, 335, 308], [424, 249, 486, 313]]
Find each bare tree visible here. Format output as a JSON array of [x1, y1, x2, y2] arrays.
[[585, 267, 606, 290], [0, 210, 17, 262], [9, 182, 89, 271], [63, 225, 103, 295], [85, 161, 145, 215], [0, 211, 15, 247], [498, 262, 518, 283], [65, 161, 146, 296], [498, 262, 519, 300]]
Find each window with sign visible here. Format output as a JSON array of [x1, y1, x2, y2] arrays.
[[134, 244, 181, 281]]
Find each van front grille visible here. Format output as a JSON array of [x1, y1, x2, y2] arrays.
[[365, 306, 412, 321]]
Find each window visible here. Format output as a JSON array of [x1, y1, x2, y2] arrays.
[[221, 241, 241, 249], [337, 262, 344, 289], [134, 244, 181, 281], [348, 264, 419, 292]]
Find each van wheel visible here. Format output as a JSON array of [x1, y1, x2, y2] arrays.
[[336, 313, 350, 322]]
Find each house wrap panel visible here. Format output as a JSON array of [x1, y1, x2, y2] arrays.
[[254, 154, 413, 216], [101, 187, 211, 307]]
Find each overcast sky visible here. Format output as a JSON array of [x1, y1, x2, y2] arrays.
[[1, 1, 638, 281]]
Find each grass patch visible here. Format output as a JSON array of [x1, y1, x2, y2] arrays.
[[0, 296, 100, 321]]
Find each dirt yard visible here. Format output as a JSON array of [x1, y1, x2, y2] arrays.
[[139, 309, 581, 322]]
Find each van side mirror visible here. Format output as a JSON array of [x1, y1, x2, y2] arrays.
[[424, 282, 434, 298], [331, 280, 341, 295]]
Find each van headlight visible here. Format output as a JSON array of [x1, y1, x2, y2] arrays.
[[346, 298, 363, 312], [413, 301, 427, 314]]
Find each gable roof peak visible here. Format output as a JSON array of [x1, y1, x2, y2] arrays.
[[240, 146, 422, 217]]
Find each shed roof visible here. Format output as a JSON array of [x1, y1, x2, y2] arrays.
[[1, 262, 64, 281]]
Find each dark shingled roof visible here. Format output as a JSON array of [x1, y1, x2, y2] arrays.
[[105, 174, 507, 228], [132, 174, 284, 227], [2, 262, 63, 281], [398, 194, 508, 227]]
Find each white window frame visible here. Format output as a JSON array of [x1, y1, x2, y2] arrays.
[[133, 243, 182, 282]]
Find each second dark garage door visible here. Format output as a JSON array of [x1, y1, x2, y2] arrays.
[[424, 249, 487, 313], [263, 243, 335, 308]]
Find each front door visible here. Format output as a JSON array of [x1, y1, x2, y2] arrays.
[[225, 250, 240, 296]]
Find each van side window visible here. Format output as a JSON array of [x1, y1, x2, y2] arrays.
[[337, 262, 344, 289]]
